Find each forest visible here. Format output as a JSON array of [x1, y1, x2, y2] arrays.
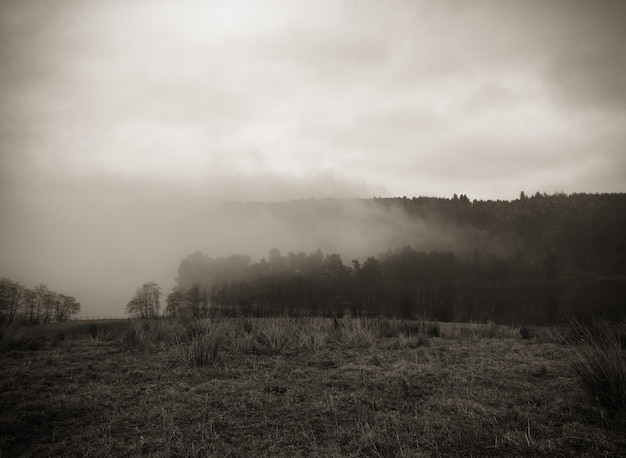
[[158, 192, 626, 325]]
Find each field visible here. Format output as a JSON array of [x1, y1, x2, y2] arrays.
[[1, 318, 625, 457]]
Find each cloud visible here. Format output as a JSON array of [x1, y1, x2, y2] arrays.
[[3, 0, 625, 190], [536, 1, 626, 113]]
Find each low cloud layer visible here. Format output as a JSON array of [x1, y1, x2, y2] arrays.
[[1, 175, 478, 316]]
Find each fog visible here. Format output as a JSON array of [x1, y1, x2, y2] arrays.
[[1, 173, 486, 316]]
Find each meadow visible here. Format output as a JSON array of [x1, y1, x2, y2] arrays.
[[1, 317, 625, 457]]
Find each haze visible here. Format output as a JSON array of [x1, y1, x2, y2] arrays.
[[1, 0, 625, 316]]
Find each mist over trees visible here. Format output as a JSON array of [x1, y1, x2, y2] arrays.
[[164, 247, 564, 324], [0, 277, 81, 324], [141, 192, 625, 324]]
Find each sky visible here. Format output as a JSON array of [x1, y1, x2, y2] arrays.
[[1, 0, 625, 316]]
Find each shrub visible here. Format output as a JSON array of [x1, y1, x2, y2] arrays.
[[566, 321, 626, 415]]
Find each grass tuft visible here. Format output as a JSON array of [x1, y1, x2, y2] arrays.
[[255, 320, 296, 355], [394, 332, 430, 349], [116, 320, 145, 351], [172, 325, 221, 367], [297, 318, 331, 351], [145, 320, 186, 347], [566, 321, 626, 415], [236, 316, 255, 335], [339, 319, 375, 348]]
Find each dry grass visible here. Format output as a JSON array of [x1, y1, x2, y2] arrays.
[[255, 320, 298, 355], [0, 325, 47, 351], [172, 331, 221, 367], [339, 318, 375, 348], [564, 321, 626, 416], [1, 318, 625, 456], [296, 317, 332, 351]]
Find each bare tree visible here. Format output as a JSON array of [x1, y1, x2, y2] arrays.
[[0, 278, 80, 324], [42, 289, 58, 324], [56, 295, 81, 322], [0, 278, 23, 324], [32, 284, 50, 323], [126, 282, 162, 318], [22, 288, 37, 322]]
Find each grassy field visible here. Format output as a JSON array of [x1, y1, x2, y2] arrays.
[[1, 318, 625, 457]]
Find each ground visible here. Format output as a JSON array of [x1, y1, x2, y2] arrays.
[[0, 319, 624, 457]]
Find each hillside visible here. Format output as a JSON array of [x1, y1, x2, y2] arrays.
[[167, 193, 626, 324]]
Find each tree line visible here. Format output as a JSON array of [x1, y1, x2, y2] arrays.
[[379, 191, 626, 278], [126, 192, 625, 324], [0, 277, 81, 324], [160, 246, 577, 324]]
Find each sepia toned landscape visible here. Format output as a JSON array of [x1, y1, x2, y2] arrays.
[[2, 0, 626, 456]]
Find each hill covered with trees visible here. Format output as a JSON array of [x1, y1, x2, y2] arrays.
[[165, 193, 626, 324]]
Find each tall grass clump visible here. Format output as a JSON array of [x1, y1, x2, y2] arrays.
[[565, 320, 626, 415], [236, 316, 254, 335], [116, 320, 145, 351], [339, 319, 375, 349], [224, 329, 256, 353], [223, 317, 256, 353], [184, 318, 214, 340], [365, 317, 395, 338], [297, 318, 331, 351], [172, 325, 222, 367], [255, 320, 297, 355], [145, 319, 186, 347]]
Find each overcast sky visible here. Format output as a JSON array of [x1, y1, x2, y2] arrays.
[[1, 0, 625, 316]]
